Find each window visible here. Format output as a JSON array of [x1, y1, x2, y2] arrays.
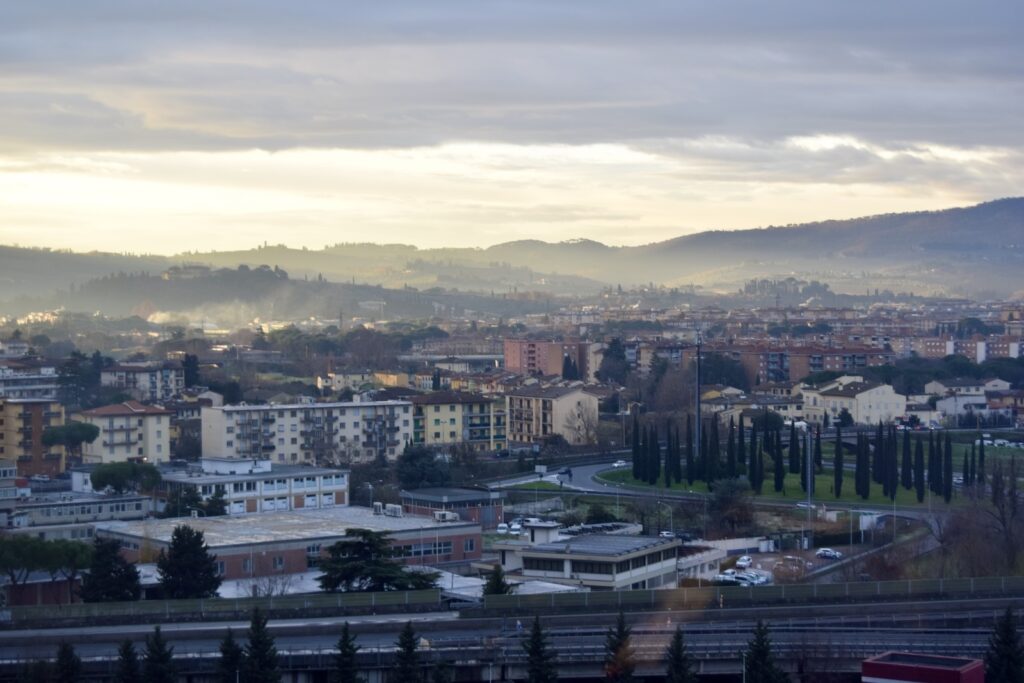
[[215, 561, 225, 576], [463, 538, 475, 553], [571, 560, 613, 575], [242, 558, 252, 573], [273, 556, 284, 570], [523, 557, 563, 573]]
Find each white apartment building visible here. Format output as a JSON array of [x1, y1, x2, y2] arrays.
[[0, 360, 59, 400], [802, 376, 906, 426], [202, 399, 414, 465], [505, 385, 599, 446], [79, 401, 173, 464], [154, 456, 349, 515], [100, 362, 185, 402]]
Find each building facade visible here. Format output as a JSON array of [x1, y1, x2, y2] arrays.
[[0, 360, 60, 400], [411, 391, 506, 451], [0, 399, 66, 477], [506, 385, 599, 445], [100, 362, 185, 402], [79, 401, 173, 465]]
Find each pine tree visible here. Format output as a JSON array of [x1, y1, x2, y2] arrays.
[[603, 612, 635, 683], [54, 642, 81, 683], [483, 565, 512, 595], [788, 422, 800, 474], [726, 417, 737, 479], [217, 628, 245, 683], [114, 639, 142, 683], [243, 608, 281, 683], [743, 621, 790, 683], [914, 436, 925, 503], [737, 415, 747, 471], [979, 437, 987, 485], [901, 428, 912, 490], [157, 525, 222, 599], [664, 626, 697, 683], [685, 415, 695, 485], [394, 621, 421, 683], [523, 616, 558, 683], [985, 607, 1024, 683], [943, 433, 954, 503], [79, 537, 141, 603], [143, 626, 176, 683], [833, 425, 843, 499], [333, 622, 363, 683]]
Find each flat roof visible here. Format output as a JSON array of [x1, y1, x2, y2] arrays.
[[213, 399, 411, 412], [400, 487, 504, 503], [96, 505, 478, 548], [527, 534, 678, 557], [866, 651, 981, 670], [160, 464, 348, 486]]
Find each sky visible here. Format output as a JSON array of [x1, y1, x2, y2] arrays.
[[0, 1, 1021, 255]]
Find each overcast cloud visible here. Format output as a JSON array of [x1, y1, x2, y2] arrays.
[[0, 1, 1020, 253]]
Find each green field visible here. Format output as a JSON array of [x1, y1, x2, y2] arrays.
[[597, 467, 959, 508]]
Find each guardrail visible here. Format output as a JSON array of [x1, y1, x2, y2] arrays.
[[479, 576, 1024, 613], [3, 589, 443, 628]]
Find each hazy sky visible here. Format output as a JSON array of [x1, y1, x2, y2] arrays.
[[0, 1, 1021, 254]]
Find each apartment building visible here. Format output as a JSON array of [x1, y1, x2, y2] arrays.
[[802, 376, 906, 426], [100, 362, 185, 402], [506, 385, 599, 445], [153, 456, 348, 515], [201, 400, 414, 465], [504, 339, 595, 380], [315, 370, 374, 393], [411, 391, 506, 451], [79, 401, 173, 465], [0, 359, 60, 400], [0, 399, 66, 477], [924, 377, 1011, 397]]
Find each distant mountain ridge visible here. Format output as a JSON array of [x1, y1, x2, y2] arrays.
[[0, 197, 1021, 311]]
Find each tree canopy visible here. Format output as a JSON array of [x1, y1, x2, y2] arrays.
[[317, 529, 438, 593], [156, 525, 222, 599]]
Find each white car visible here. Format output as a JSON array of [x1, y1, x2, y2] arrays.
[[509, 522, 522, 534], [735, 555, 753, 569], [496, 523, 509, 535], [613, 460, 627, 468], [659, 531, 675, 539], [815, 547, 843, 560]]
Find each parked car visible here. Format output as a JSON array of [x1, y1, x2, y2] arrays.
[[509, 522, 523, 534], [496, 523, 510, 535], [658, 531, 675, 539], [816, 547, 843, 560], [735, 555, 753, 569], [613, 460, 627, 468]]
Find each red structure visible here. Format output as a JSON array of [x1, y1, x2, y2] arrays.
[[862, 652, 983, 683]]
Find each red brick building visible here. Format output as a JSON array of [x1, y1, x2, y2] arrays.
[[401, 487, 505, 530], [862, 652, 983, 683]]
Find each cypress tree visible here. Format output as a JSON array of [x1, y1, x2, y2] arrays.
[[858, 433, 871, 501], [751, 446, 763, 495], [707, 418, 720, 484], [737, 415, 747, 471], [636, 425, 647, 483], [814, 427, 822, 472], [799, 429, 809, 494], [985, 607, 1024, 683], [523, 616, 558, 683], [963, 451, 970, 491], [943, 433, 953, 503], [888, 426, 899, 501], [114, 639, 142, 683], [143, 626, 176, 683], [726, 417, 737, 479], [914, 436, 925, 503], [873, 422, 884, 484], [672, 424, 684, 484], [928, 432, 940, 494], [664, 426, 673, 489], [217, 629, 244, 683], [773, 441, 784, 493], [603, 612, 635, 683], [979, 437, 987, 485], [631, 414, 641, 481], [685, 415, 695, 485], [901, 429, 912, 490], [54, 642, 81, 683], [333, 622, 362, 683], [664, 626, 697, 683], [833, 425, 843, 499], [788, 422, 800, 474], [970, 444, 977, 486], [749, 420, 758, 475], [394, 622, 421, 683], [649, 424, 661, 486], [243, 608, 280, 683], [699, 423, 708, 483]]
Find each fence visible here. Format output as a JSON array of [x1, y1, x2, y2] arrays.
[[480, 575, 1024, 612]]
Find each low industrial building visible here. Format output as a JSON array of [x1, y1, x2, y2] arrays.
[[96, 505, 483, 579], [400, 487, 504, 530]]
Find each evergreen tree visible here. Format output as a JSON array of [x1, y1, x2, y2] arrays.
[[774, 429, 782, 472], [929, 432, 940, 494], [54, 642, 81, 683], [706, 418, 720, 485], [788, 422, 800, 474], [523, 616, 558, 683], [157, 525, 222, 599], [114, 639, 142, 683], [773, 442, 785, 493], [243, 608, 281, 683], [665, 426, 674, 489], [749, 420, 758, 475], [744, 621, 790, 683], [664, 626, 697, 683], [963, 451, 970, 491], [833, 425, 843, 499], [685, 415, 695, 485], [671, 424, 683, 484], [394, 622, 421, 683], [726, 417, 737, 479], [858, 433, 870, 501], [750, 446, 762, 495], [649, 424, 661, 486], [737, 415, 747, 471], [873, 422, 885, 485], [699, 423, 709, 482], [631, 413, 641, 481], [914, 436, 925, 503], [888, 427, 899, 502], [970, 444, 977, 486], [979, 437, 987, 485], [814, 427, 822, 472], [483, 565, 512, 595], [985, 607, 1024, 683], [333, 622, 363, 683], [603, 612, 635, 683], [143, 626, 176, 683], [901, 429, 912, 490], [943, 433, 954, 503], [79, 537, 141, 603], [217, 628, 245, 683]]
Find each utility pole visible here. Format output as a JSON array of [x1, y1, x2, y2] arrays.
[[694, 331, 702, 477], [806, 425, 813, 550]]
